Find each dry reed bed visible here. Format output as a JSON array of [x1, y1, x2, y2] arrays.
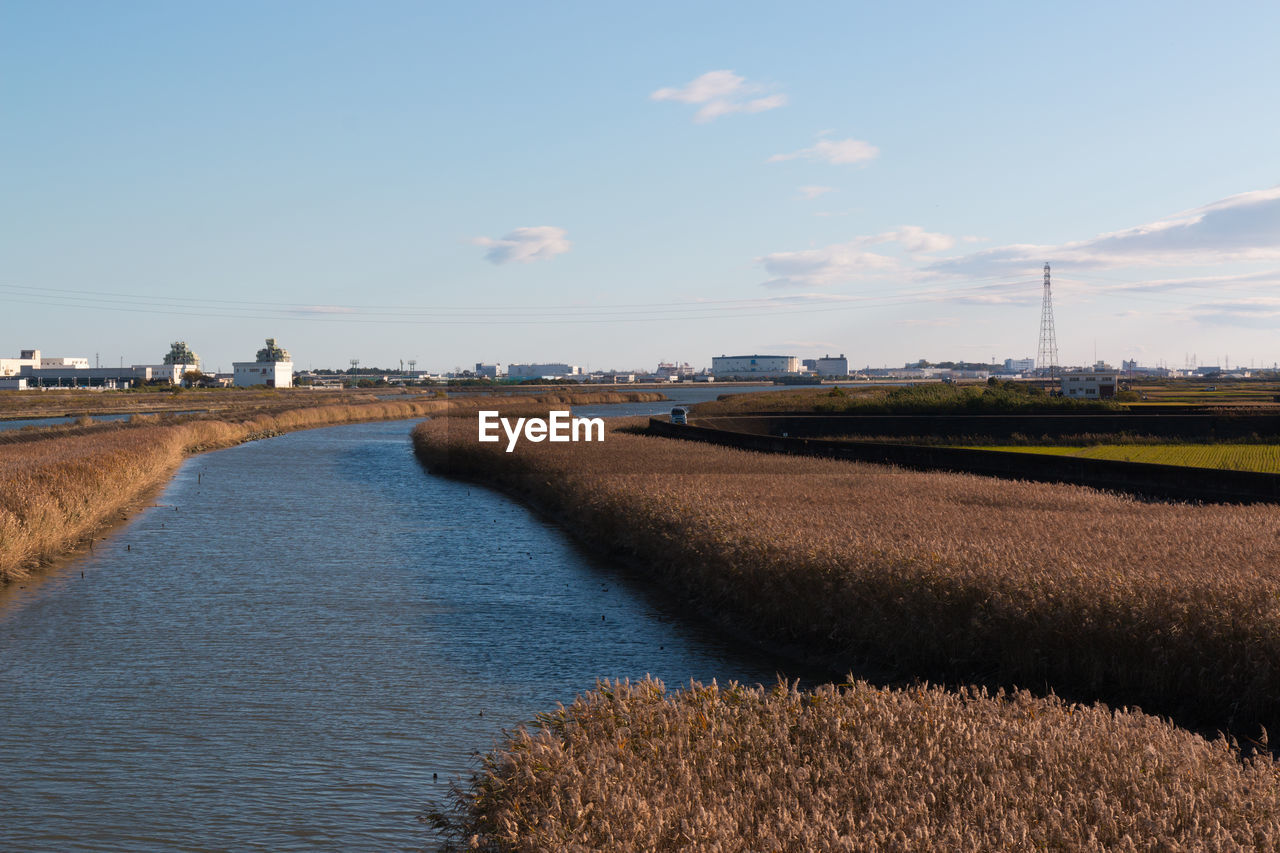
[[0, 391, 660, 583], [456, 678, 1280, 851], [413, 417, 1280, 733]]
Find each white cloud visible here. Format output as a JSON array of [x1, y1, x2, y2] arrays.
[[769, 135, 879, 165], [926, 185, 1280, 277], [650, 70, 787, 123], [757, 244, 899, 289], [886, 225, 955, 254], [473, 226, 571, 265], [756, 225, 956, 288], [798, 185, 834, 200]]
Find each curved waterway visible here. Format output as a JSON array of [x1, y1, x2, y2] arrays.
[[0, 419, 804, 851]]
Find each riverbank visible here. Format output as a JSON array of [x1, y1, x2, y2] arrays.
[[0, 391, 662, 584], [412, 417, 1280, 733], [412, 415, 1280, 845], [448, 677, 1280, 850]]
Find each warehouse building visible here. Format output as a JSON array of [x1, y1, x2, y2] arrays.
[[814, 354, 849, 377], [507, 362, 582, 380], [711, 354, 800, 379]]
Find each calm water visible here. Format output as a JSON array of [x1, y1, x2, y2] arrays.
[[0, 419, 804, 851]]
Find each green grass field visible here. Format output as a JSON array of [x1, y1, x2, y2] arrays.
[[973, 444, 1280, 473]]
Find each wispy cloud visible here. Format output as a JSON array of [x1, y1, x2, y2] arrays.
[[1162, 295, 1280, 327], [473, 226, 571, 265], [926, 186, 1280, 277], [756, 226, 956, 288], [650, 70, 786, 123], [884, 225, 955, 254], [769, 134, 879, 166], [798, 185, 834, 200], [758, 245, 899, 289]]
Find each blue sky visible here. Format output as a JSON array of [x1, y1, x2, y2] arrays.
[[3, 1, 1278, 372]]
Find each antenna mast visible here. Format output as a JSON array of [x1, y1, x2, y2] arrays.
[[1037, 262, 1059, 378]]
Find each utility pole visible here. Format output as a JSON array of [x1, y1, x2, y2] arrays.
[[1037, 262, 1059, 379]]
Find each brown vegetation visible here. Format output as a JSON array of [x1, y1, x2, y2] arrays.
[[0, 391, 661, 583], [413, 416, 1280, 734], [453, 677, 1280, 851]]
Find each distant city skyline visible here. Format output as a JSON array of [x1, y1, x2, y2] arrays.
[[3, 2, 1277, 373]]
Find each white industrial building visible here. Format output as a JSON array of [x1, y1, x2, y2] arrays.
[[41, 356, 91, 369], [233, 338, 294, 388], [711, 354, 799, 379], [1, 346, 206, 388], [814, 354, 849, 377], [134, 363, 199, 384], [507, 362, 582, 380], [475, 363, 505, 378], [1004, 357, 1036, 372], [0, 349, 45, 376], [1061, 372, 1119, 399]]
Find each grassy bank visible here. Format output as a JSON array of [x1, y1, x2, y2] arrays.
[[0, 391, 662, 583], [692, 382, 1123, 416], [413, 416, 1280, 734], [971, 443, 1280, 473], [449, 678, 1280, 850]]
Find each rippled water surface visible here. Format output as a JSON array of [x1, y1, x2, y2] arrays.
[[0, 419, 803, 851]]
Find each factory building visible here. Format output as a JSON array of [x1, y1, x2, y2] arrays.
[[507, 363, 582, 380], [233, 338, 294, 388], [0, 349, 45, 376], [2, 348, 146, 387], [710, 354, 799, 379], [23, 367, 153, 388], [474, 363, 505, 378], [655, 362, 695, 381], [814, 354, 849, 377], [1004, 357, 1036, 373]]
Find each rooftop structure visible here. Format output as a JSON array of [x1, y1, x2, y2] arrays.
[[256, 338, 290, 363], [163, 341, 200, 368]]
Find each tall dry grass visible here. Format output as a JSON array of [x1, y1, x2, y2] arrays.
[[413, 415, 1280, 734], [454, 677, 1280, 851], [0, 391, 661, 583]]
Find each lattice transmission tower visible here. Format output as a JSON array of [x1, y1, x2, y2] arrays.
[[1037, 262, 1059, 377]]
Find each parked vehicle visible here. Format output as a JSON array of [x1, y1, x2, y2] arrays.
[[670, 406, 689, 425]]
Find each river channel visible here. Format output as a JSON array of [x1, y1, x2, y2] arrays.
[[0, 417, 807, 851]]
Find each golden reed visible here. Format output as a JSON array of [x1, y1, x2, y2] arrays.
[[455, 677, 1280, 850], [414, 415, 1280, 734], [0, 391, 660, 582]]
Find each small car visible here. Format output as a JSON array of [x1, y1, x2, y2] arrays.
[[670, 406, 689, 425]]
